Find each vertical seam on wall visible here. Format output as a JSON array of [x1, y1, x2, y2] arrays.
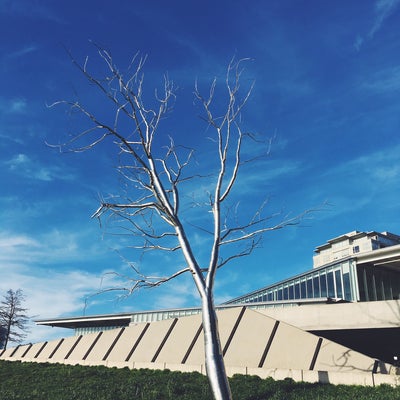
[[83, 331, 103, 360], [151, 318, 178, 363], [102, 327, 125, 361], [49, 338, 64, 359], [21, 343, 33, 358], [181, 323, 203, 364], [309, 337, 323, 370], [34, 341, 48, 358], [222, 307, 246, 356], [125, 323, 150, 362], [9, 345, 20, 357], [65, 335, 83, 359], [258, 320, 280, 368]]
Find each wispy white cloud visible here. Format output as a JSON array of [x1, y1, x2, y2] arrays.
[[4, 153, 75, 182], [10, 98, 27, 113], [0, 265, 104, 343], [355, 0, 400, 50], [0, 229, 96, 266], [149, 274, 199, 310], [4, 45, 38, 60], [243, 158, 302, 186], [0, 97, 28, 114], [354, 35, 364, 52], [0, 1, 64, 24], [369, 0, 400, 38], [331, 144, 400, 183], [314, 144, 400, 218], [361, 66, 400, 92], [0, 228, 130, 343]]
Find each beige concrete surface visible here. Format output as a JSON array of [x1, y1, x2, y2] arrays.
[[262, 319, 319, 370], [105, 324, 148, 363], [22, 341, 48, 361], [154, 313, 202, 364], [222, 308, 276, 367], [257, 300, 400, 330], [84, 328, 123, 362], [315, 339, 374, 373], [65, 332, 99, 361], [34, 338, 63, 360], [0, 346, 16, 359], [129, 318, 176, 362], [50, 335, 82, 361], [0, 307, 395, 386], [8, 344, 31, 359], [184, 307, 243, 365]]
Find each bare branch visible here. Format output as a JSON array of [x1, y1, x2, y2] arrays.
[[101, 262, 193, 294], [220, 209, 316, 246], [217, 237, 261, 269]]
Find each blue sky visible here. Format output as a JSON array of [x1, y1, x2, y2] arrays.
[[1, 0, 400, 343]]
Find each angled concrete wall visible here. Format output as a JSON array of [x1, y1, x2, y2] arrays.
[[256, 300, 400, 330], [0, 307, 396, 386], [222, 307, 277, 368]]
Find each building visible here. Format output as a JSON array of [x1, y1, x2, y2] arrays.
[[2, 230, 400, 386], [226, 231, 400, 305], [313, 231, 400, 268], [223, 231, 400, 363]]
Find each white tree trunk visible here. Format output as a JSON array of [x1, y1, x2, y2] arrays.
[[202, 293, 232, 400], [55, 50, 310, 400]]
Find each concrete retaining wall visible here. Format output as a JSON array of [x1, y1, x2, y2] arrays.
[[1, 307, 396, 386]]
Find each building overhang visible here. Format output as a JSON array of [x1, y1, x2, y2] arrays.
[[35, 312, 133, 329], [356, 244, 400, 272]]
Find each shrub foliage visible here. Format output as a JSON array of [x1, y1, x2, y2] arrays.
[[0, 360, 399, 400]]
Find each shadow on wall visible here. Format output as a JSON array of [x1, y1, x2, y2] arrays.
[[318, 371, 329, 384]]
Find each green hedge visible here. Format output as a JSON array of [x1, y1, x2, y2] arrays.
[[0, 360, 399, 400]]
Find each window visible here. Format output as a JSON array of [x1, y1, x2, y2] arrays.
[[313, 275, 320, 297], [343, 272, 352, 300], [327, 271, 335, 297], [300, 280, 306, 299], [335, 269, 343, 298], [353, 245, 360, 253], [294, 283, 300, 299], [357, 267, 367, 301], [367, 268, 377, 301], [382, 271, 393, 300], [288, 285, 294, 300], [375, 274, 383, 300], [320, 273, 327, 297], [307, 278, 313, 298]]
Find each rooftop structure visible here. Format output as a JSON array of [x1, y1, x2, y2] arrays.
[[313, 231, 400, 268]]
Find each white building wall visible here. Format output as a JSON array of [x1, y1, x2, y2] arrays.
[[313, 231, 400, 268]]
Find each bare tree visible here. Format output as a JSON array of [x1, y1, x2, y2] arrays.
[[51, 46, 310, 400], [0, 289, 29, 350]]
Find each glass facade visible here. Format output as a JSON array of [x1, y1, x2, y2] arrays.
[[131, 308, 202, 324], [225, 260, 358, 305], [75, 325, 126, 336], [357, 264, 400, 301]]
